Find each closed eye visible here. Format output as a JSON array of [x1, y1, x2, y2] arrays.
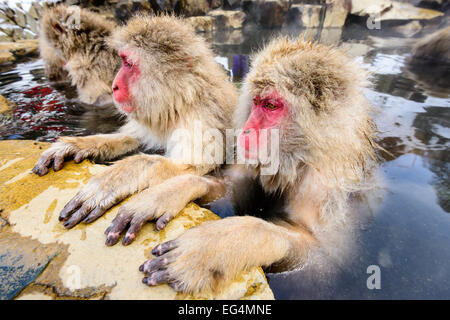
[[120, 54, 133, 68]]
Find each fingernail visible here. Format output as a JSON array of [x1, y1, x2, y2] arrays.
[[156, 221, 165, 231], [106, 236, 114, 246], [139, 264, 144, 272], [123, 236, 130, 245]]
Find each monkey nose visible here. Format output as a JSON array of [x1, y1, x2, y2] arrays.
[[113, 84, 119, 92]]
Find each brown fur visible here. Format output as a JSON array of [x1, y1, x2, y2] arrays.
[[38, 30, 68, 82], [140, 37, 380, 295], [410, 26, 450, 64], [32, 15, 238, 239], [39, 5, 120, 104]]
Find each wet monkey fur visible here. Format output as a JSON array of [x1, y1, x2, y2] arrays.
[[39, 5, 120, 104], [410, 26, 450, 65], [139, 38, 380, 294], [32, 14, 238, 244]]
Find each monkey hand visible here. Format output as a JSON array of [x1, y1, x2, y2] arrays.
[[139, 219, 251, 295], [105, 187, 187, 246], [59, 166, 137, 228], [32, 138, 90, 176]]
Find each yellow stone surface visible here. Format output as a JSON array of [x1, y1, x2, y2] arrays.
[[0, 140, 273, 300], [0, 94, 13, 114]]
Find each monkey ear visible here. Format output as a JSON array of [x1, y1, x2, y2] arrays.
[[53, 22, 66, 34]]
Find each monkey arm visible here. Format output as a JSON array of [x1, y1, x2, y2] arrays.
[[58, 154, 216, 229], [32, 133, 140, 176], [39, 37, 67, 82], [140, 215, 317, 294], [104, 174, 226, 246]]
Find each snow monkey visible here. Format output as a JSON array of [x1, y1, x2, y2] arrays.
[[39, 5, 120, 104], [32, 14, 238, 242], [410, 26, 450, 65], [138, 38, 379, 294]]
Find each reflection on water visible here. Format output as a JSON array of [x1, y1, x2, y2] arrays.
[[0, 59, 123, 141], [0, 25, 449, 299]]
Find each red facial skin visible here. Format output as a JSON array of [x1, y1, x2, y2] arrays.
[[239, 91, 289, 159], [112, 50, 140, 113]]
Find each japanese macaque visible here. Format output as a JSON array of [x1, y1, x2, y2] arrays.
[[39, 5, 120, 104], [32, 15, 238, 241], [39, 29, 68, 82], [139, 38, 379, 294], [404, 26, 450, 97]]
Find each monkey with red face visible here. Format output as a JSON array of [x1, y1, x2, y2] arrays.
[[32, 14, 237, 244], [137, 38, 379, 294]]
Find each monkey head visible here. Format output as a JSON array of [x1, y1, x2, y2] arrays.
[[40, 5, 116, 62], [109, 14, 229, 134], [235, 38, 378, 191]]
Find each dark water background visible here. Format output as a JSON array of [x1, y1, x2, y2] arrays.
[[0, 23, 449, 299]]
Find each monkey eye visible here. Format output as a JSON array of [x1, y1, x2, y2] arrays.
[[263, 103, 278, 110], [124, 60, 133, 68]]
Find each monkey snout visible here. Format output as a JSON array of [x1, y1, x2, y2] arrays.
[[112, 84, 119, 92]]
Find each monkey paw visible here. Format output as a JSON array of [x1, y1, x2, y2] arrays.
[[59, 174, 122, 229], [32, 139, 89, 176], [139, 223, 235, 294], [105, 190, 184, 246]]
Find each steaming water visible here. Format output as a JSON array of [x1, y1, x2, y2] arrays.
[[0, 26, 449, 299]]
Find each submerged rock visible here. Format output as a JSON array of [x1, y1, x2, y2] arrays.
[[0, 140, 273, 300]]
